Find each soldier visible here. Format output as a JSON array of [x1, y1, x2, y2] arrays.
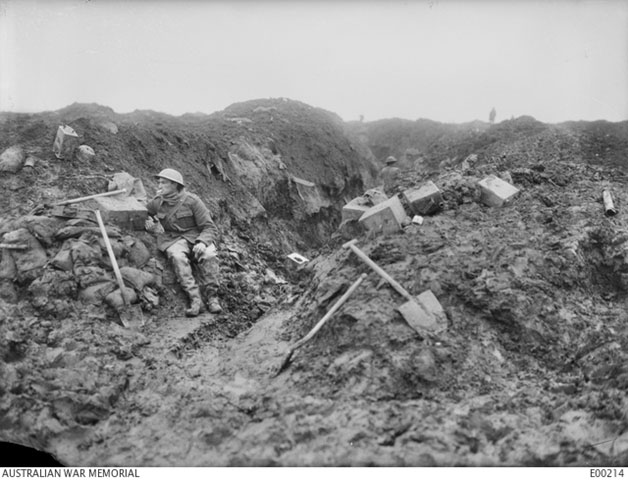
[[144, 168, 222, 317], [489, 107, 496, 124], [378, 156, 401, 192]]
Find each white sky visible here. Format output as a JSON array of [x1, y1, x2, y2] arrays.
[[0, 0, 627, 123]]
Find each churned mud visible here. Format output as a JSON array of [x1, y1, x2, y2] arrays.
[[1, 102, 628, 466]]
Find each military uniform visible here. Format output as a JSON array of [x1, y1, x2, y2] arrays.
[[379, 165, 401, 191], [146, 190, 221, 315]]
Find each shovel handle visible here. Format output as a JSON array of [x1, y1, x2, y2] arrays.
[[345, 242, 414, 303], [94, 210, 130, 305], [53, 189, 127, 206], [0, 243, 28, 250], [291, 273, 368, 352]]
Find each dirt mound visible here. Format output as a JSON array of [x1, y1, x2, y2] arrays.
[[2, 106, 628, 466]]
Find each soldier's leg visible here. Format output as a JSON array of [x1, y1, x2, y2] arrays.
[[165, 238, 203, 317], [196, 243, 223, 313]]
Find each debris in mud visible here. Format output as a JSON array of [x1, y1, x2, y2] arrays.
[[478, 174, 520, 207], [358, 195, 407, 234], [0, 145, 26, 173], [52, 124, 79, 159], [602, 190, 618, 217], [402, 181, 443, 216]]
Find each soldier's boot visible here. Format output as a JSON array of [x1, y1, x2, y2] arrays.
[[185, 286, 204, 317], [168, 245, 204, 317], [197, 253, 223, 314], [206, 296, 223, 314]]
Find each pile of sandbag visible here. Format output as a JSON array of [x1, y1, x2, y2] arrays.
[[0, 214, 164, 318]]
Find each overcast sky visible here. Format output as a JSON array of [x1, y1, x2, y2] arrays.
[[1, 0, 626, 124]]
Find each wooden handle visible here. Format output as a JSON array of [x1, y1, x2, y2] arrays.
[[291, 273, 367, 351], [0, 243, 28, 250], [94, 210, 130, 305], [346, 243, 414, 302], [53, 189, 127, 206]]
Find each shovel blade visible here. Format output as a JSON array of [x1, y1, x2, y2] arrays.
[[398, 291, 447, 335], [117, 305, 144, 329]]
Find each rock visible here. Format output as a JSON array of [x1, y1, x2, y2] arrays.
[[499, 171, 513, 184], [333, 218, 367, 241], [363, 188, 388, 205], [28, 270, 78, 307], [99, 121, 118, 134], [0, 280, 18, 303], [0, 146, 25, 173], [76, 145, 96, 162], [107, 172, 147, 203]]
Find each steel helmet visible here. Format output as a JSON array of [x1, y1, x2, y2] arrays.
[[385, 156, 398, 165], [156, 168, 184, 186]]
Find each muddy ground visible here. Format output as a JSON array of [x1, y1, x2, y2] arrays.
[[1, 101, 628, 466]]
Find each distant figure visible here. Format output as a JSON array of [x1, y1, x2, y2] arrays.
[[359, 114, 364, 122], [489, 107, 496, 124], [378, 156, 401, 192]]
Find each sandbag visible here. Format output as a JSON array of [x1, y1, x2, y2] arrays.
[[79, 281, 116, 305], [119, 266, 160, 291], [13, 216, 63, 247], [51, 240, 74, 271], [105, 287, 137, 310], [122, 236, 151, 268], [2, 228, 48, 282], [71, 237, 103, 267], [0, 250, 17, 280], [0, 146, 25, 173], [74, 265, 111, 288], [55, 225, 120, 240]]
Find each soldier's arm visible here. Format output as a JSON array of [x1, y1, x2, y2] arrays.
[[191, 196, 219, 246]]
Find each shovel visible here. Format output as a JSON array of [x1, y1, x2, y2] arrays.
[[53, 188, 127, 206], [273, 272, 367, 376], [342, 239, 446, 336], [28, 189, 128, 215], [94, 209, 143, 328]]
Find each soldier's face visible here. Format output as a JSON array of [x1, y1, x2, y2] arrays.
[[157, 178, 178, 196]]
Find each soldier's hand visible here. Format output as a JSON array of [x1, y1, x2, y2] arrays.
[[145, 217, 156, 232], [145, 217, 163, 233], [193, 242, 207, 257]]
